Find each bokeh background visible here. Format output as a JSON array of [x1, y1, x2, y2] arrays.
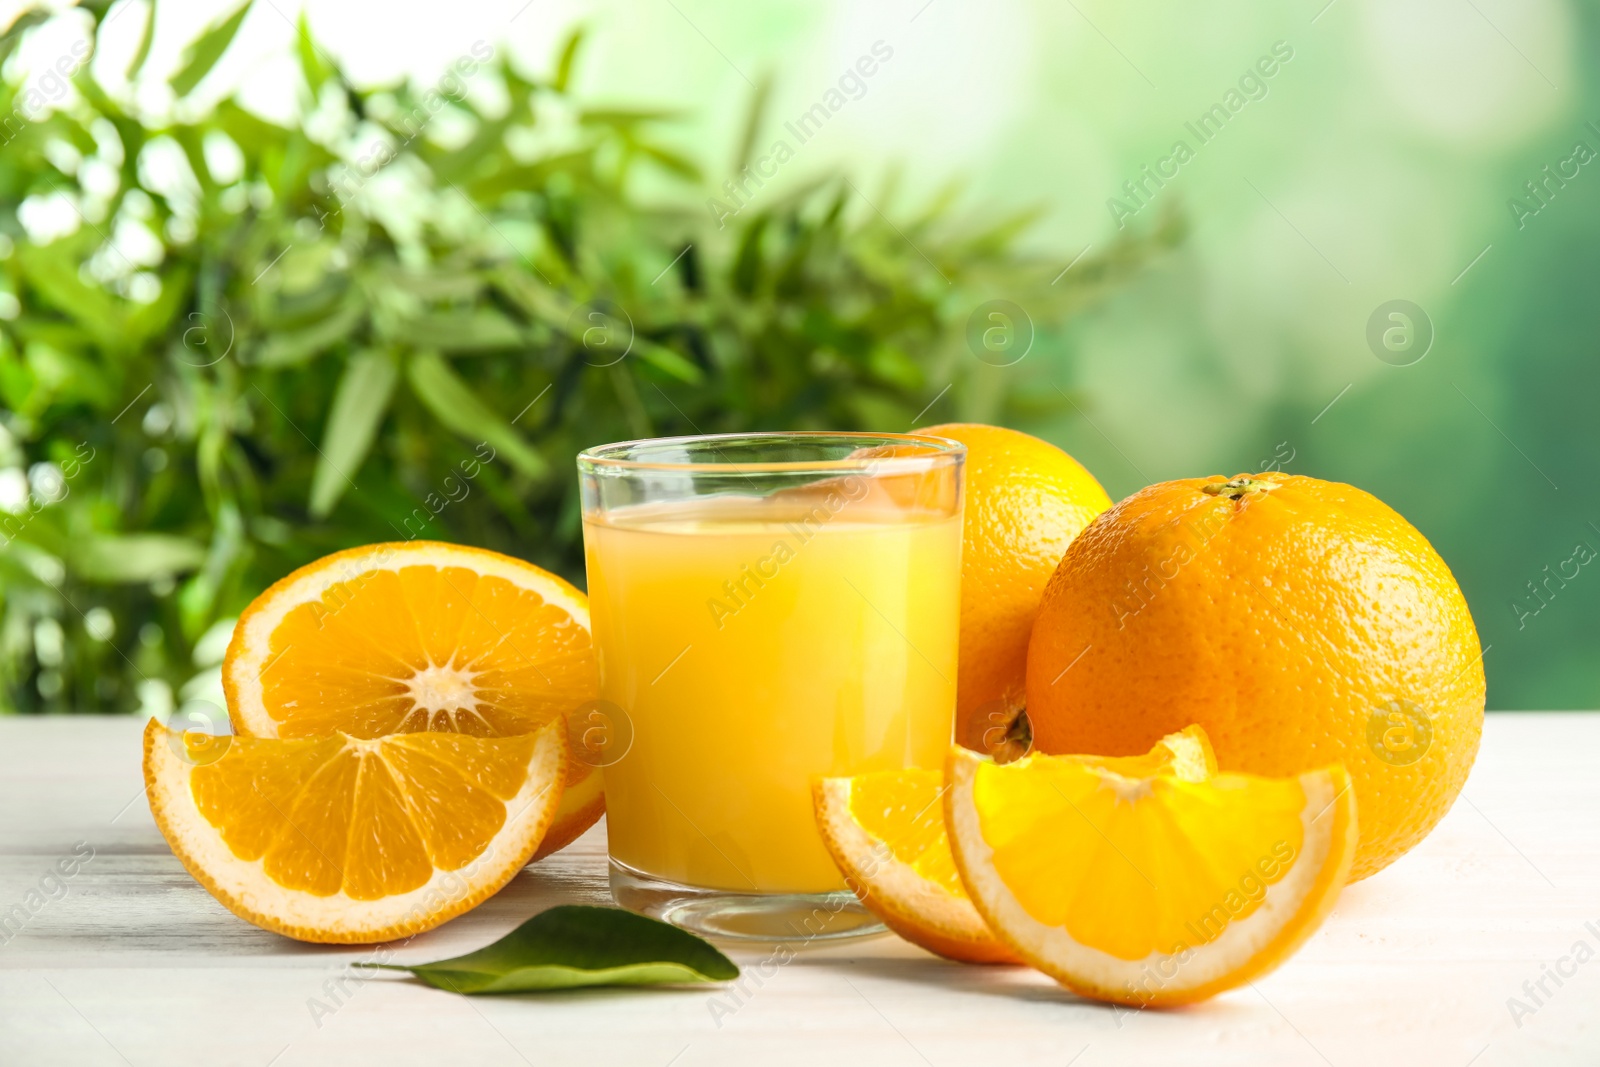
[[0, 0, 1593, 713]]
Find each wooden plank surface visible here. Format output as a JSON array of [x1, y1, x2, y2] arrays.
[[0, 712, 1596, 1066]]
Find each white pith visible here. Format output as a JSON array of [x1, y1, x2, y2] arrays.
[[947, 750, 1341, 998], [1101, 774, 1154, 801], [403, 662, 482, 725]]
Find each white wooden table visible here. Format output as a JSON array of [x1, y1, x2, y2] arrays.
[[0, 713, 1595, 1066]]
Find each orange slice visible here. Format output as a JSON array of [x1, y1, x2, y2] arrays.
[[946, 745, 1356, 1005], [144, 718, 567, 943], [222, 541, 602, 859], [1073, 723, 1217, 782], [813, 727, 1217, 964]]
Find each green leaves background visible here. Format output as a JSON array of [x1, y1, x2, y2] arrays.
[[0, 2, 1175, 714]]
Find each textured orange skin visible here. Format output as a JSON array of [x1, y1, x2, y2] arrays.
[[916, 424, 1112, 737], [1025, 473, 1485, 881]]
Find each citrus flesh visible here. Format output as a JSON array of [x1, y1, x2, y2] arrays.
[[144, 718, 568, 944], [816, 768, 1015, 963], [1025, 472, 1482, 881], [223, 540, 601, 859], [813, 726, 1218, 964], [946, 745, 1356, 1005], [1075, 723, 1217, 784], [914, 424, 1111, 745]]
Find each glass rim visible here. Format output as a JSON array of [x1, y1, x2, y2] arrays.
[[577, 431, 966, 475]]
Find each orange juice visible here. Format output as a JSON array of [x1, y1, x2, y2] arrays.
[[584, 492, 961, 894]]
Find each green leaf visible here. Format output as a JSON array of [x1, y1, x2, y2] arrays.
[[0, 343, 33, 414], [169, 0, 252, 98], [15, 240, 128, 352], [463, 149, 594, 203], [126, 0, 156, 79], [578, 107, 683, 127], [177, 501, 246, 638], [295, 11, 331, 96], [731, 74, 773, 172], [377, 906, 739, 994], [211, 99, 281, 157], [867, 343, 922, 391], [379, 269, 484, 303], [632, 339, 704, 384], [76, 0, 116, 24], [635, 142, 701, 183], [552, 27, 585, 93], [23, 340, 115, 412], [253, 302, 364, 367], [71, 534, 208, 583], [170, 125, 217, 195], [384, 309, 526, 353], [406, 351, 549, 480], [732, 215, 767, 296], [310, 349, 398, 518], [427, 113, 515, 184]]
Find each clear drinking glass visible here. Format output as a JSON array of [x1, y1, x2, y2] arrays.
[[577, 432, 965, 941]]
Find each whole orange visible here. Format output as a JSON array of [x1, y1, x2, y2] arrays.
[[1025, 473, 1485, 881], [916, 423, 1112, 749]]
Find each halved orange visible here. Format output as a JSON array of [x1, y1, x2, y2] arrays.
[[144, 718, 567, 943], [946, 745, 1356, 1005], [814, 727, 1217, 964], [223, 541, 602, 859]]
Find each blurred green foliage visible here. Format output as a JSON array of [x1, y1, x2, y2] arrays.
[[0, 2, 1176, 714]]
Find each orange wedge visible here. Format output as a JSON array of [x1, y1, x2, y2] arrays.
[[144, 718, 567, 943], [813, 726, 1217, 964], [946, 745, 1356, 1005], [222, 541, 602, 859]]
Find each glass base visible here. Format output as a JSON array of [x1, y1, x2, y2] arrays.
[[609, 859, 887, 944]]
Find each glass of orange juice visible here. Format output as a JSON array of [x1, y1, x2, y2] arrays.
[[577, 432, 965, 941]]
